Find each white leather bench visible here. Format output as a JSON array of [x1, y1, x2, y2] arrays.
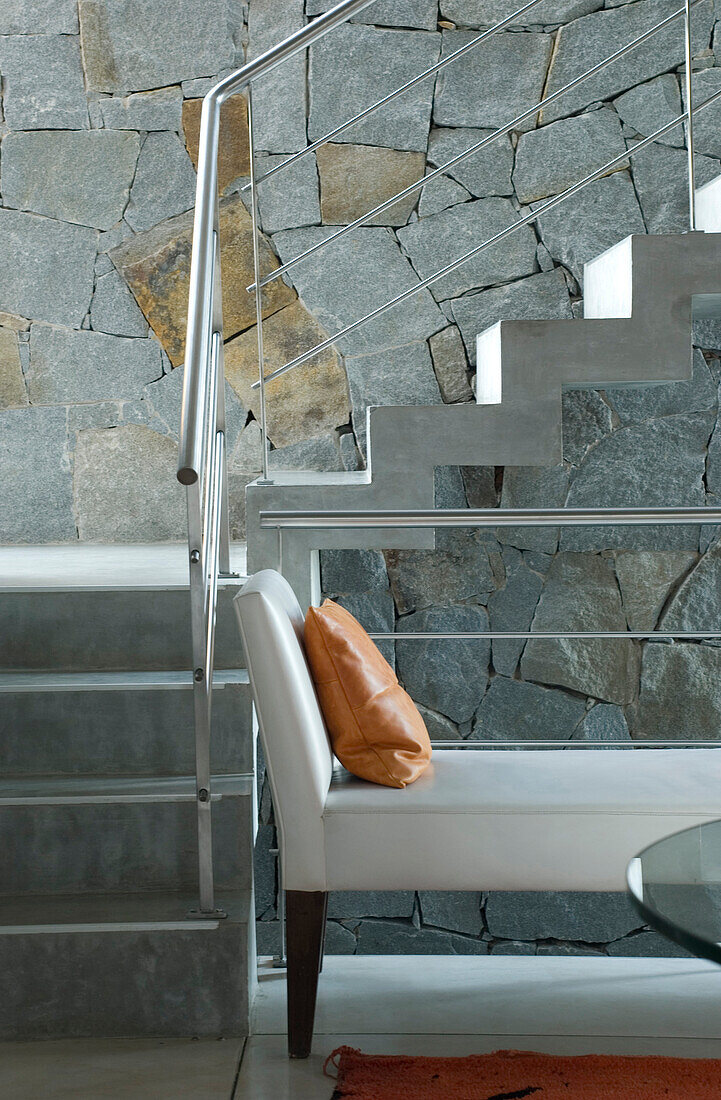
[[235, 569, 721, 1058]]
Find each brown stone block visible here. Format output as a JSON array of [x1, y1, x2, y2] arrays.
[[316, 143, 425, 226], [224, 300, 349, 448], [182, 96, 251, 194], [109, 194, 295, 366]]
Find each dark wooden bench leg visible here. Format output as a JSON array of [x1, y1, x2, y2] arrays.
[[318, 892, 329, 975], [286, 890, 327, 1059]]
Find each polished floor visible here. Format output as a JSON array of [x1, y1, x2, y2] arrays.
[[3, 954, 721, 1098]]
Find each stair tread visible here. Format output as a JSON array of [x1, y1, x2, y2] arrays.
[[0, 889, 251, 931], [0, 542, 248, 592], [0, 669, 249, 692], [0, 773, 253, 804]]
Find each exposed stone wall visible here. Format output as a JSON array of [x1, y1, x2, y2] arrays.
[[1, 0, 718, 955]]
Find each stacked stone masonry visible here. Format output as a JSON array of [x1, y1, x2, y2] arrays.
[[1, 0, 719, 955]]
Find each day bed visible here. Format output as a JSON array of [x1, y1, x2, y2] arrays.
[[235, 569, 721, 1058]]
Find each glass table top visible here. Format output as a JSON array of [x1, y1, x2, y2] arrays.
[[628, 820, 721, 965]]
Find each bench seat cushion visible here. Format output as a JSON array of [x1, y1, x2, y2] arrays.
[[322, 749, 721, 892]]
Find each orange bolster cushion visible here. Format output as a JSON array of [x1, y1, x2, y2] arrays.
[[304, 599, 432, 789]]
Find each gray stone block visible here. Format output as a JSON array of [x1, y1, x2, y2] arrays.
[[396, 604, 490, 723], [99, 87, 184, 131], [327, 891, 415, 918], [139, 366, 246, 454], [607, 349, 717, 424], [613, 74, 683, 148], [684, 68, 721, 159], [419, 891, 483, 936], [79, 0, 234, 93], [248, 0, 307, 152], [485, 891, 643, 941], [451, 269, 572, 367], [572, 703, 631, 747], [562, 389, 613, 466], [91, 270, 150, 338], [541, 0, 714, 125], [308, 23, 440, 152], [418, 174, 471, 217], [607, 931, 693, 957], [440, 0, 601, 24], [635, 642, 721, 740], [317, 143, 424, 227], [321, 549, 390, 594], [487, 559, 543, 677], [254, 824, 277, 918], [268, 434, 343, 471], [257, 153, 321, 234], [521, 552, 639, 705], [0, 210, 97, 327], [499, 464, 569, 554], [323, 921, 359, 954], [660, 542, 721, 636], [514, 109, 628, 204], [1, 0, 78, 32], [0, 406, 75, 542], [272, 226, 445, 358], [355, 919, 487, 954], [489, 941, 536, 955], [472, 675, 586, 743], [536, 942, 606, 956], [416, 704, 462, 741], [345, 341, 442, 455], [562, 412, 713, 551], [615, 550, 697, 631], [339, 430, 362, 471], [125, 132, 197, 233], [0, 34, 88, 129], [429, 325, 473, 403], [74, 424, 186, 541], [397, 198, 538, 301], [434, 29, 552, 132], [308, 0, 438, 29], [27, 325, 162, 405], [427, 127, 514, 197], [386, 529, 495, 615], [0, 327, 27, 409], [535, 171, 645, 284], [461, 465, 498, 508], [631, 143, 719, 235]]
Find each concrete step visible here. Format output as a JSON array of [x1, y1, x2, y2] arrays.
[[1, 775, 253, 896], [0, 542, 248, 670], [0, 890, 252, 1039], [1, 670, 253, 778]]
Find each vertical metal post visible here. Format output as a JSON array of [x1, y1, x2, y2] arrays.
[[247, 83, 272, 483], [683, 0, 696, 230], [273, 848, 287, 968]]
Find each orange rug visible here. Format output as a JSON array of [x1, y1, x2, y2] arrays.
[[325, 1046, 721, 1099]]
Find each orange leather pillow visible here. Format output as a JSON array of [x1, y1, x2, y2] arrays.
[[304, 599, 431, 788]]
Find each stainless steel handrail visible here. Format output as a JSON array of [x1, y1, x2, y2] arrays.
[[176, 0, 377, 916], [259, 506, 721, 528], [371, 631, 721, 639], [252, 86, 721, 389], [432, 741, 721, 748], [249, 0, 705, 296]]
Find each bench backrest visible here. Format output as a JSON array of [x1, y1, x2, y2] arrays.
[[234, 569, 333, 890]]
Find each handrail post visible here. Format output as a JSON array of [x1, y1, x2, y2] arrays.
[[683, 0, 696, 229], [247, 84, 272, 485]]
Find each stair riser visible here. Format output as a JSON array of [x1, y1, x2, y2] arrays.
[[2, 684, 253, 778], [0, 919, 249, 1039], [0, 589, 243, 671], [2, 795, 252, 895]]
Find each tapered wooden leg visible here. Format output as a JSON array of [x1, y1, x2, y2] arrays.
[[286, 890, 327, 1058], [318, 892, 329, 975]]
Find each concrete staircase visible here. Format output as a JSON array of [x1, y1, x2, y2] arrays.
[[246, 202, 721, 606], [0, 544, 254, 1039]]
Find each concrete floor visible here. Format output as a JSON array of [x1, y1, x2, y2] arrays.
[[4, 954, 721, 1098]]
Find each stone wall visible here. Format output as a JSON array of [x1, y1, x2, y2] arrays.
[[1, 0, 719, 955]]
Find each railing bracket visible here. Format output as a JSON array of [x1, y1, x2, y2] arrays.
[[186, 907, 229, 921]]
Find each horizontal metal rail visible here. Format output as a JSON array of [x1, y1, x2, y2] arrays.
[[370, 631, 721, 640], [430, 741, 721, 748], [252, 87, 721, 389], [249, 0, 706, 296], [241, 0, 549, 196], [260, 506, 721, 528]]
